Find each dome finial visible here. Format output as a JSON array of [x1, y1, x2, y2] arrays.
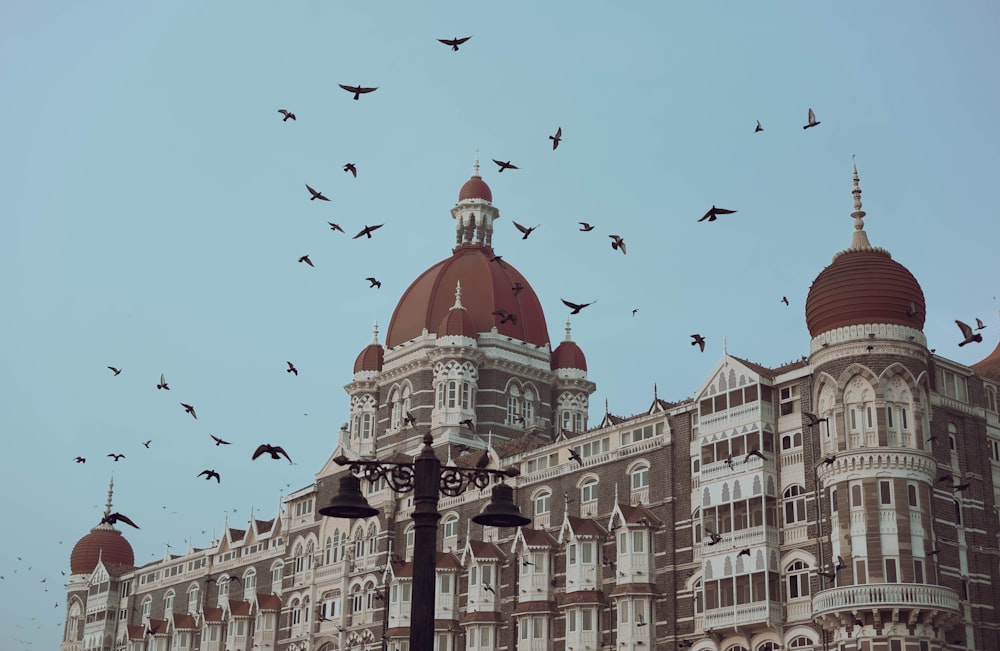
[[104, 476, 115, 519], [450, 281, 466, 311], [564, 319, 573, 341], [849, 158, 873, 251], [473, 154, 480, 178], [372, 322, 380, 345]]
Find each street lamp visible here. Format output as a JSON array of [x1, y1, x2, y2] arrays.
[[319, 432, 530, 651]]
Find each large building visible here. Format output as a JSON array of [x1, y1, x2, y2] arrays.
[[62, 165, 1000, 651]]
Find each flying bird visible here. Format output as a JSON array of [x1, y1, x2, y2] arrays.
[[157, 374, 169, 390], [781, 296, 789, 306], [691, 334, 706, 352], [698, 205, 737, 222], [907, 301, 920, 318], [108, 453, 125, 462], [492, 159, 519, 172], [568, 448, 584, 466], [955, 320, 983, 346], [277, 109, 296, 122], [252, 444, 293, 463], [328, 222, 345, 233], [512, 282, 525, 295], [549, 127, 562, 150], [482, 582, 495, 594], [459, 418, 476, 433], [815, 569, 836, 580], [803, 412, 828, 427], [305, 184, 331, 201], [102, 512, 139, 529], [343, 163, 357, 177], [438, 36, 471, 51], [210, 434, 230, 446], [953, 481, 971, 492], [632, 308, 639, 317], [489, 255, 506, 268], [353, 224, 384, 239], [298, 255, 314, 267], [181, 403, 197, 419], [744, 448, 765, 462], [366, 277, 382, 289], [803, 107, 821, 129], [339, 83, 378, 100], [755, 120, 763, 133], [475, 449, 491, 469], [975, 317, 986, 330], [578, 222, 595, 231], [822, 454, 836, 466], [403, 411, 417, 427], [198, 470, 221, 483], [286, 361, 298, 376], [561, 299, 595, 315], [737, 548, 750, 557], [609, 234, 626, 254], [492, 310, 517, 325], [512, 221, 538, 239], [705, 528, 723, 545], [835, 556, 846, 571], [107, 366, 122, 376], [937, 474, 953, 484], [521, 557, 534, 566], [142, 440, 151, 448], [74, 456, 86, 463]]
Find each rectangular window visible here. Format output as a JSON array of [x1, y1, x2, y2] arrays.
[[855, 559, 867, 584], [901, 408, 908, 430], [632, 531, 645, 553], [913, 559, 924, 583], [581, 542, 593, 564], [866, 406, 874, 429], [447, 382, 457, 408], [567, 610, 576, 632], [440, 574, 451, 593], [886, 407, 894, 429], [568, 544, 576, 565], [850, 409, 858, 431], [582, 608, 593, 631], [850, 484, 862, 508], [885, 558, 898, 583], [907, 484, 919, 507], [880, 480, 892, 505]]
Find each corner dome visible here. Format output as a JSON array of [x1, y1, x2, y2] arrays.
[[387, 247, 549, 349], [458, 175, 492, 203], [354, 343, 384, 373], [805, 164, 925, 339], [552, 322, 587, 371], [70, 526, 135, 574], [436, 282, 478, 339]]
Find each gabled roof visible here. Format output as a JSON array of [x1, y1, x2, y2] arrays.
[[228, 528, 246, 543], [599, 412, 627, 428], [126, 625, 147, 640], [558, 516, 608, 543], [229, 599, 253, 617], [202, 606, 224, 623], [255, 519, 275, 534], [257, 593, 281, 610], [461, 540, 505, 565], [608, 503, 662, 530], [171, 613, 198, 630], [511, 527, 558, 554], [146, 619, 167, 636], [494, 432, 548, 459]]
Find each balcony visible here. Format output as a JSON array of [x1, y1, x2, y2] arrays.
[[812, 583, 961, 621], [702, 601, 783, 629]]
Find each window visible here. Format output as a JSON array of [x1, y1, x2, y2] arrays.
[[163, 591, 174, 616], [187, 585, 199, 613], [788, 636, 814, 649], [879, 480, 892, 506], [937, 368, 968, 402], [443, 515, 459, 539], [405, 526, 415, 552], [786, 561, 810, 599], [534, 491, 551, 516], [580, 477, 598, 504], [781, 432, 802, 450], [141, 597, 152, 619], [783, 485, 806, 524], [780, 385, 798, 415], [522, 388, 535, 423], [991, 439, 1000, 463], [630, 464, 649, 490], [907, 484, 919, 508], [913, 558, 925, 583], [507, 385, 521, 424], [885, 558, 898, 582], [850, 483, 863, 508], [271, 563, 283, 592], [571, 438, 610, 461]]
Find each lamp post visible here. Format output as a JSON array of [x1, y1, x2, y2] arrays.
[[320, 432, 530, 651]]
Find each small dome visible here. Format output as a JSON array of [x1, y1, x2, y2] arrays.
[[552, 340, 587, 371], [972, 324, 1000, 381], [353, 343, 384, 373], [437, 282, 478, 339], [805, 249, 925, 338], [458, 175, 492, 203], [70, 526, 135, 574]]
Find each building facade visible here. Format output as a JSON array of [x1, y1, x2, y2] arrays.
[[63, 165, 1000, 651]]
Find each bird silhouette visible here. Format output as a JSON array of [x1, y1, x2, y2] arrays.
[[74, 456, 86, 463], [835, 555, 846, 571], [755, 120, 763, 133], [635, 613, 647, 627], [866, 345, 875, 353], [937, 474, 953, 484], [975, 317, 986, 330], [803, 412, 828, 427], [549, 127, 562, 150], [907, 301, 920, 318], [512, 282, 525, 295], [108, 453, 125, 462], [339, 83, 378, 100], [305, 184, 330, 201], [286, 361, 298, 376], [343, 163, 357, 177], [157, 374, 169, 390], [691, 334, 706, 352], [403, 411, 417, 427], [253, 444, 292, 463], [724, 454, 733, 468], [953, 481, 971, 492], [366, 277, 382, 289], [181, 403, 197, 419], [459, 418, 476, 433], [698, 205, 737, 222], [705, 528, 723, 545], [609, 234, 626, 254], [561, 299, 596, 315], [102, 512, 139, 529], [632, 308, 639, 317], [955, 320, 983, 346], [438, 36, 471, 51], [737, 548, 750, 557], [493, 159, 519, 172], [198, 470, 221, 483], [492, 310, 517, 325], [210, 434, 230, 446], [803, 107, 821, 129], [815, 569, 836, 580], [489, 255, 507, 268], [107, 366, 122, 376], [744, 448, 765, 462], [353, 224, 384, 239], [328, 222, 345, 233], [578, 222, 595, 231], [781, 296, 789, 305], [277, 109, 296, 122], [482, 582, 495, 594], [512, 221, 538, 239], [822, 454, 836, 466], [298, 255, 314, 267], [475, 449, 491, 469], [142, 440, 151, 448], [568, 448, 584, 466]]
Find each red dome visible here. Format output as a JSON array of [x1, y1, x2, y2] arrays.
[[972, 335, 1000, 381], [437, 305, 477, 339], [458, 175, 492, 202], [70, 527, 135, 574], [387, 247, 549, 349], [552, 340, 587, 371], [353, 343, 384, 373], [805, 249, 925, 338]]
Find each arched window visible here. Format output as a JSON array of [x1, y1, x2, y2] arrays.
[[788, 636, 815, 649], [580, 477, 598, 504], [351, 584, 363, 614], [507, 385, 522, 424], [292, 543, 304, 574], [243, 568, 256, 599], [187, 584, 200, 613], [353, 527, 365, 561], [367, 524, 378, 555], [783, 485, 806, 524], [389, 388, 402, 429], [271, 562, 283, 593], [163, 590, 175, 617], [534, 490, 551, 516], [786, 560, 810, 599], [522, 387, 536, 423], [325, 535, 334, 565], [141, 596, 152, 619], [630, 463, 650, 491], [218, 576, 231, 603], [443, 514, 459, 539], [756, 643, 780, 651], [306, 541, 315, 569]]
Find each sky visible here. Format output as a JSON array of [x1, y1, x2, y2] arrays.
[[2, 1, 1000, 646]]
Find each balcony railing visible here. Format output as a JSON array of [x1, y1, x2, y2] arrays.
[[812, 583, 961, 617], [702, 601, 782, 629]]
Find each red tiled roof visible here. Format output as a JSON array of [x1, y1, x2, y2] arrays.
[[494, 433, 547, 458], [513, 600, 558, 614], [435, 619, 459, 629], [467, 540, 505, 561], [146, 619, 167, 636], [518, 528, 558, 548], [255, 519, 274, 533], [559, 590, 608, 606], [202, 607, 224, 622], [384, 627, 410, 637], [616, 503, 662, 527], [609, 582, 658, 596], [459, 611, 503, 624], [565, 516, 607, 538], [228, 528, 246, 542], [172, 613, 197, 629], [127, 625, 147, 640], [70, 526, 135, 575], [257, 593, 282, 610], [437, 552, 463, 569], [229, 599, 252, 616]]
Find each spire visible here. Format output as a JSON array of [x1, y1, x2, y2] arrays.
[[103, 477, 114, 519], [371, 322, 380, 345], [450, 281, 466, 311], [564, 320, 573, 341], [848, 160, 873, 251], [473, 156, 480, 178]]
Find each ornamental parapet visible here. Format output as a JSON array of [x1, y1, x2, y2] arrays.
[[812, 583, 960, 623], [816, 449, 935, 485]]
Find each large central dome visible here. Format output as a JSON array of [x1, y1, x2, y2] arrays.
[[385, 168, 550, 349]]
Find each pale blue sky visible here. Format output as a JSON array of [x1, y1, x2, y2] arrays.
[[2, 1, 999, 645]]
